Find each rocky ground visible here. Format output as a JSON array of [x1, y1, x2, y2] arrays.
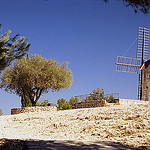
[[0, 99, 149, 149]]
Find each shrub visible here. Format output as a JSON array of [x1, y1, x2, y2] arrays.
[[85, 88, 104, 101], [57, 98, 66, 110], [107, 95, 115, 103], [69, 96, 79, 106], [0, 109, 3, 116], [57, 98, 72, 110], [48, 103, 57, 107], [106, 95, 119, 103], [61, 102, 72, 110], [36, 100, 49, 106]]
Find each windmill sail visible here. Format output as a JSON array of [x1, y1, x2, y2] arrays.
[[115, 27, 150, 100], [136, 27, 149, 61], [137, 27, 150, 100], [115, 56, 141, 73]]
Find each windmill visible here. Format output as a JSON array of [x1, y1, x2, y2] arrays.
[[115, 27, 150, 100]]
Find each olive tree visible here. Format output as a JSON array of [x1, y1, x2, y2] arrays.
[[0, 54, 73, 106]]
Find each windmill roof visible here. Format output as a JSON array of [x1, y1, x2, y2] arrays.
[[141, 59, 150, 70]]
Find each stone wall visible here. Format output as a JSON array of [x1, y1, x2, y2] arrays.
[[72, 100, 106, 109], [11, 106, 57, 115]]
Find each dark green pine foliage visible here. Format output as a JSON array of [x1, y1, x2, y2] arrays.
[[0, 23, 30, 72], [104, 0, 150, 14]]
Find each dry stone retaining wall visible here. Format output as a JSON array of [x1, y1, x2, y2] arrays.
[[72, 100, 106, 109], [11, 106, 57, 115]]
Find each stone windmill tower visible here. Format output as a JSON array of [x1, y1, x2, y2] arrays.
[[115, 27, 150, 101], [141, 59, 150, 101]]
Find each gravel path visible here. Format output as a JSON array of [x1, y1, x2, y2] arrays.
[[0, 99, 149, 149]]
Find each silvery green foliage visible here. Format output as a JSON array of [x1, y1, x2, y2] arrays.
[[0, 54, 73, 106]]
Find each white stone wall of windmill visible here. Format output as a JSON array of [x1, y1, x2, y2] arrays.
[[115, 27, 150, 101]]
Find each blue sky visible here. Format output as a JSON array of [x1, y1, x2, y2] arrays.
[[0, 0, 149, 115]]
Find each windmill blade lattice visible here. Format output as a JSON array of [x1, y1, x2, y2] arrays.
[[115, 56, 141, 73], [115, 27, 150, 100], [136, 27, 149, 61]]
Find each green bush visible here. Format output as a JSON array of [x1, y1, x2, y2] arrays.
[[36, 100, 49, 106], [106, 95, 118, 103], [61, 102, 72, 110], [69, 96, 79, 106], [57, 98, 72, 110], [47, 103, 57, 107], [0, 109, 3, 116], [85, 88, 104, 101]]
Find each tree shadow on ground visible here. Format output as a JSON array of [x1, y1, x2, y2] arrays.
[[0, 139, 149, 150], [0, 139, 27, 150]]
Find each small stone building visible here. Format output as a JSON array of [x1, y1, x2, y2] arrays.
[[141, 59, 150, 101]]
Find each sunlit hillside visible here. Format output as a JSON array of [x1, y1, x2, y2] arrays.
[[0, 99, 149, 149]]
